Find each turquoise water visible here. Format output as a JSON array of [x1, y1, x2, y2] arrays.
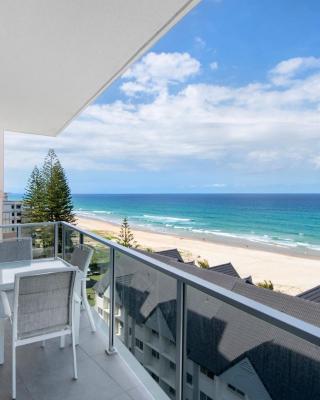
[[70, 194, 320, 252]]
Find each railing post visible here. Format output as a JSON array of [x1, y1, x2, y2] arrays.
[[54, 223, 59, 259], [79, 232, 84, 246], [106, 246, 117, 355], [16, 224, 21, 238], [61, 223, 66, 260], [176, 280, 186, 400]]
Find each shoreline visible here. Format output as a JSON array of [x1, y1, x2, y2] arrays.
[[76, 215, 320, 296], [75, 212, 320, 261]]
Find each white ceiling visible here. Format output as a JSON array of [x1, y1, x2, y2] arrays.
[[0, 0, 199, 136]]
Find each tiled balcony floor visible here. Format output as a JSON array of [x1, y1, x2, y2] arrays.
[[0, 313, 153, 400]]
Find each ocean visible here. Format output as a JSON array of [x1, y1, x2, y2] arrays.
[[68, 194, 320, 253]]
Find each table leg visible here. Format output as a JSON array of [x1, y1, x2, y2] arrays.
[[0, 319, 4, 364]]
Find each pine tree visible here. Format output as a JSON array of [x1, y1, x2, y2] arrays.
[[117, 217, 138, 248], [23, 166, 47, 222], [23, 149, 75, 223], [42, 149, 75, 223]]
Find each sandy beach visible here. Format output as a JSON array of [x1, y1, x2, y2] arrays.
[[77, 216, 320, 295]]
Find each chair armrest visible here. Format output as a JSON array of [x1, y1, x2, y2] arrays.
[[0, 291, 12, 321], [73, 292, 82, 304]]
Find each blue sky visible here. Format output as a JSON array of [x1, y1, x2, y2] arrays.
[[5, 0, 320, 193]]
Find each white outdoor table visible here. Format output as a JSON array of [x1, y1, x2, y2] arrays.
[[0, 258, 82, 365]]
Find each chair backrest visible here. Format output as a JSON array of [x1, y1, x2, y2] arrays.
[[13, 267, 77, 341], [0, 237, 32, 263], [70, 244, 93, 275]]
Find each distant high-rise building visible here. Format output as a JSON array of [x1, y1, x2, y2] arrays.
[[2, 193, 23, 225]]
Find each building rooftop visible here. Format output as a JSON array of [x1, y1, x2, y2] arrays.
[[208, 262, 241, 278], [297, 285, 320, 304]]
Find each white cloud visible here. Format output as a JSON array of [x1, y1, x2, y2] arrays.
[[204, 183, 226, 188], [312, 156, 320, 169], [121, 52, 200, 96], [194, 36, 206, 50], [269, 56, 320, 85], [209, 61, 219, 70], [5, 54, 320, 180]]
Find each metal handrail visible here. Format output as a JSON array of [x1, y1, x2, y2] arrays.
[[60, 221, 320, 346], [2, 220, 320, 399], [2, 220, 320, 345]]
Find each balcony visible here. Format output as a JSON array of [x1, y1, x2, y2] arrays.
[[1, 221, 320, 400]]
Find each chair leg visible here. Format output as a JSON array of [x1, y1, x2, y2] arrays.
[[12, 343, 16, 399], [82, 281, 96, 332], [71, 331, 78, 380]]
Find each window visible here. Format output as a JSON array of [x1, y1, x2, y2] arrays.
[[151, 349, 160, 359], [135, 338, 143, 351], [11, 205, 14, 209], [17, 212, 21, 217], [186, 373, 193, 386], [200, 391, 213, 400], [169, 361, 176, 370], [228, 384, 245, 398], [151, 329, 159, 337], [200, 365, 214, 380], [116, 321, 123, 336], [11, 212, 14, 217], [150, 372, 159, 383], [16, 205, 21, 209]]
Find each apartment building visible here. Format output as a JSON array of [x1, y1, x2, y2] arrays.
[[2, 193, 23, 225], [94, 249, 320, 400]]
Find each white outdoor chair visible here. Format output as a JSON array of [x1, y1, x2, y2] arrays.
[[70, 245, 96, 332], [0, 237, 32, 263], [1, 267, 78, 399]]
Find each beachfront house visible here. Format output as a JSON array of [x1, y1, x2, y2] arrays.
[[93, 249, 320, 400], [0, 2, 320, 400]]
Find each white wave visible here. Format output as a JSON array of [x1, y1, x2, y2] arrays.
[[142, 214, 192, 223]]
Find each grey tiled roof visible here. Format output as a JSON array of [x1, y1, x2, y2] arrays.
[[155, 248, 184, 262], [209, 262, 240, 278], [297, 285, 320, 304], [93, 248, 320, 400]]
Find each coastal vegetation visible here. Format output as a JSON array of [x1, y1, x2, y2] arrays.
[[257, 280, 274, 290], [117, 217, 139, 248], [198, 258, 210, 269], [23, 149, 75, 223]]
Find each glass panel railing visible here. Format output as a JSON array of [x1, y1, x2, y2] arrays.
[[60, 224, 111, 322], [82, 234, 110, 309], [0, 225, 18, 240], [184, 284, 320, 400], [113, 250, 178, 400], [20, 223, 55, 259], [62, 225, 80, 261]]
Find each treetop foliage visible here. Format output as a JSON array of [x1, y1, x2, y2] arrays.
[[23, 149, 75, 223]]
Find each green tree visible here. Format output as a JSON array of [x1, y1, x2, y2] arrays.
[[23, 149, 75, 223], [117, 217, 138, 248], [198, 258, 210, 269], [257, 280, 274, 290], [23, 166, 47, 222], [42, 149, 75, 223]]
